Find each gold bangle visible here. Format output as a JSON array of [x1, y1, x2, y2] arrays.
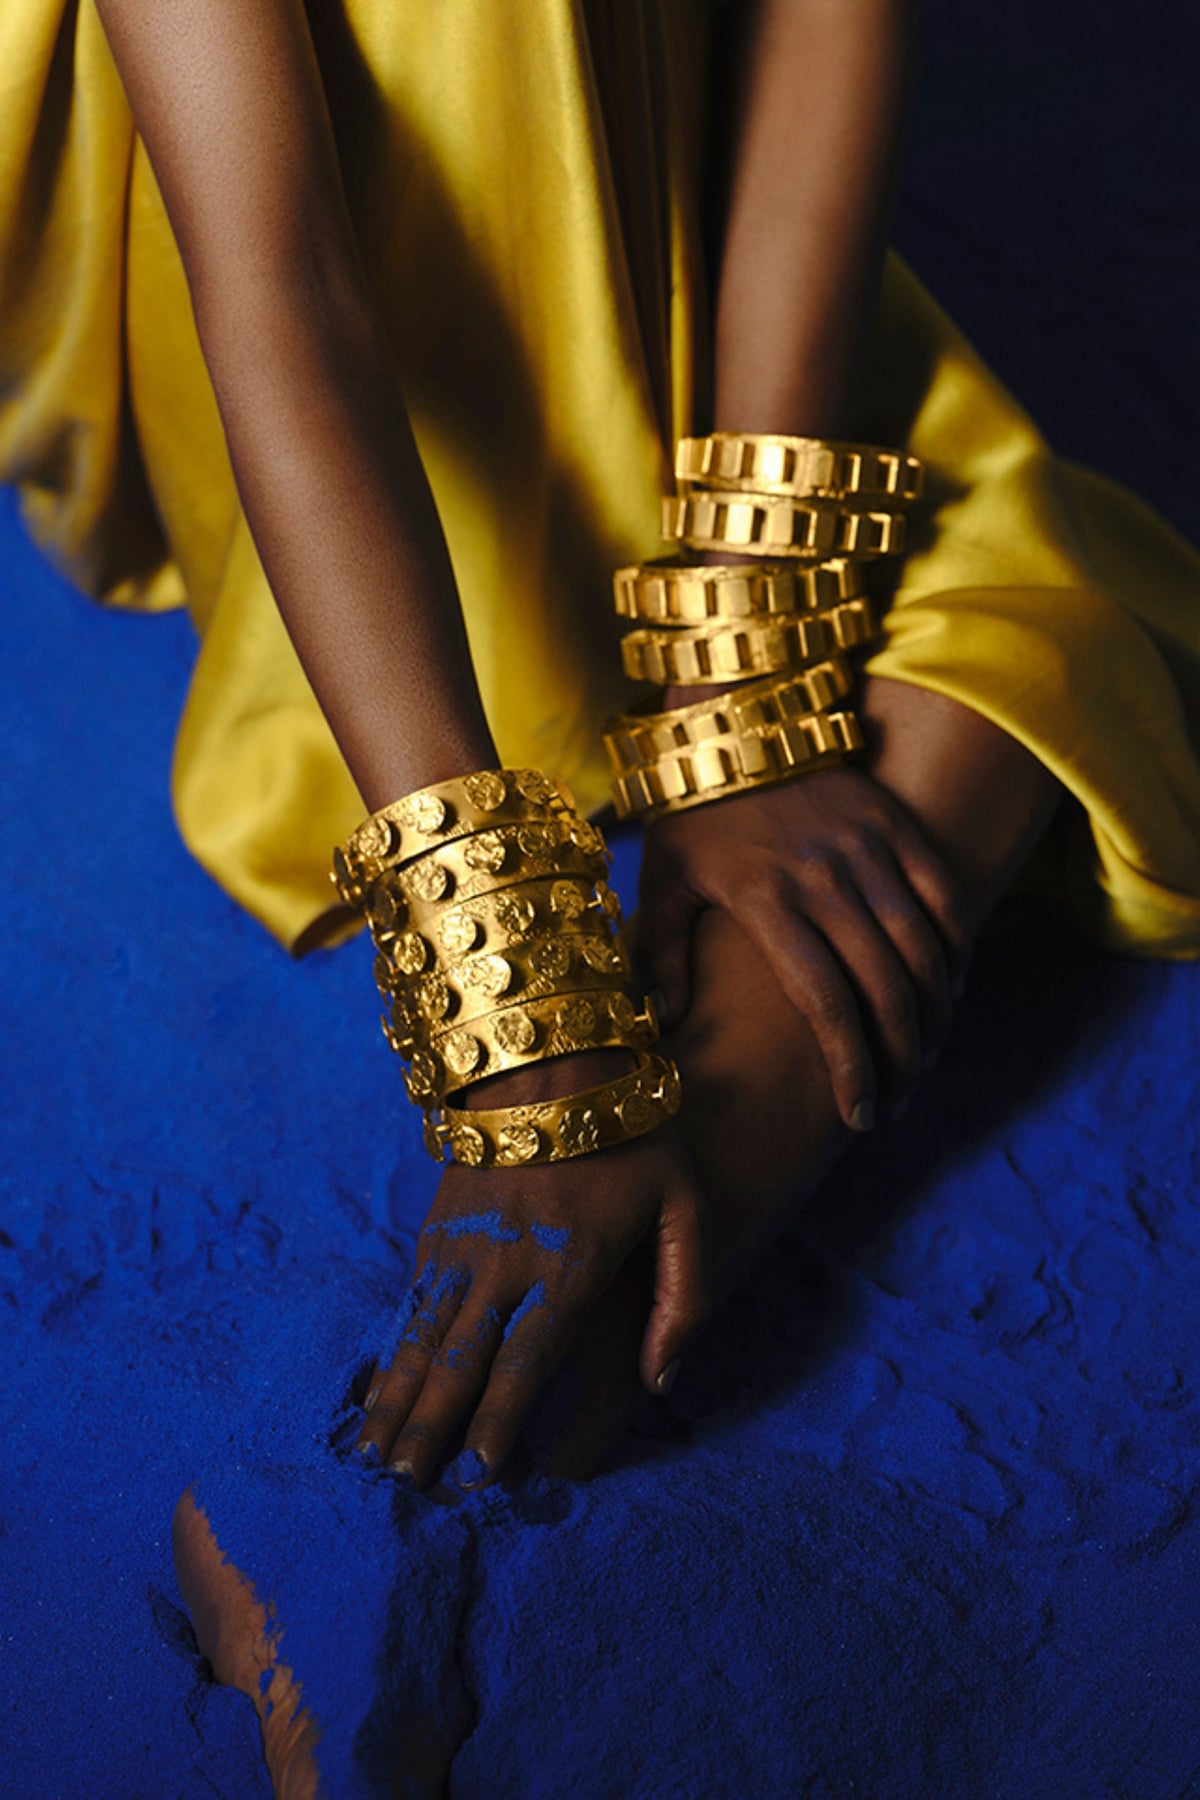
[[429, 1050, 682, 1167], [378, 929, 631, 1038], [370, 870, 618, 969], [391, 988, 660, 1102], [362, 818, 614, 923], [603, 662, 854, 771], [619, 598, 878, 687], [612, 555, 865, 625], [612, 710, 865, 821], [675, 433, 923, 503], [333, 766, 577, 904], [661, 493, 906, 561]]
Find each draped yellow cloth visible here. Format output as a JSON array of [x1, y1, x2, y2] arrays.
[[3, 1, 1200, 956]]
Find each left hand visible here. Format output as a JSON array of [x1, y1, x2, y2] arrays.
[[635, 763, 972, 1131]]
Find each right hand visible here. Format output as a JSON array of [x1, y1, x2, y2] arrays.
[[353, 1053, 708, 1489]]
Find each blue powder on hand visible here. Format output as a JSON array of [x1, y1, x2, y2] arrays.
[[437, 1210, 521, 1244], [502, 1280, 548, 1340], [529, 1223, 572, 1254]]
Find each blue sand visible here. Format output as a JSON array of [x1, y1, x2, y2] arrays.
[[450, 1449, 491, 1491], [502, 1282, 549, 1343], [4, 5, 1200, 1792], [529, 1224, 572, 1254]]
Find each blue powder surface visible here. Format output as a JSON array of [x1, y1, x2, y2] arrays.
[[5, 12, 1200, 1785], [7, 480, 1200, 1799]]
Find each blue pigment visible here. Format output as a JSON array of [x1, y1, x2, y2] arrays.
[[529, 1223, 572, 1254], [7, 23, 1200, 1789], [437, 1210, 522, 1244], [449, 1448, 490, 1490], [502, 1281, 549, 1341]]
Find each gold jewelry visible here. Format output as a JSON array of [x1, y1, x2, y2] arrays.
[[378, 929, 631, 1037], [612, 555, 865, 625], [611, 709, 865, 821], [675, 433, 923, 503], [333, 766, 577, 904], [392, 988, 660, 1102], [374, 871, 619, 967], [430, 1051, 682, 1167], [619, 598, 877, 687], [603, 663, 854, 771], [661, 492, 906, 560], [362, 817, 613, 925]]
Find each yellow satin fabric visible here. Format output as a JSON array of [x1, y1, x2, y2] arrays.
[[3, 1, 1200, 957]]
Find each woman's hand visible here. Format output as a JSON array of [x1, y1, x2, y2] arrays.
[[354, 1055, 707, 1489], [636, 764, 972, 1132]]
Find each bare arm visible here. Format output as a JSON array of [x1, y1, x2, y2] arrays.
[[640, 0, 969, 1131], [710, 0, 915, 436], [93, 0, 494, 809]]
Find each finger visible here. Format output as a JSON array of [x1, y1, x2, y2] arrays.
[[884, 811, 975, 990], [634, 871, 699, 1028], [386, 1296, 508, 1487], [807, 876, 923, 1113], [461, 1281, 594, 1481], [355, 1260, 471, 1463], [854, 842, 953, 1058], [742, 892, 876, 1132], [639, 1175, 709, 1394]]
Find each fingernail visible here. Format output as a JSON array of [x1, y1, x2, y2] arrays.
[[355, 1440, 383, 1466], [849, 1100, 875, 1133], [389, 1458, 415, 1481], [450, 1447, 490, 1490], [656, 1357, 681, 1395], [363, 1384, 381, 1413]]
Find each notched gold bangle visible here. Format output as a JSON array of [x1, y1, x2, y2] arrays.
[[661, 493, 906, 560], [619, 597, 878, 686], [675, 433, 923, 503]]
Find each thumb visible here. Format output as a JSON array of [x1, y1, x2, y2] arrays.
[[633, 881, 699, 1030], [639, 1175, 709, 1395]]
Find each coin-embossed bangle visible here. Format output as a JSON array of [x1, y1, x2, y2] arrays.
[[362, 819, 614, 921], [661, 492, 906, 560], [332, 766, 578, 904], [620, 597, 878, 687], [611, 710, 866, 822], [675, 433, 923, 503], [377, 929, 632, 1037], [378, 870, 619, 965], [428, 1050, 682, 1167], [391, 988, 660, 1103], [612, 555, 866, 625], [603, 662, 854, 771]]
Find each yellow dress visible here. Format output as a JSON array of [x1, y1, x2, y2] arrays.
[[3, 1, 1200, 956]]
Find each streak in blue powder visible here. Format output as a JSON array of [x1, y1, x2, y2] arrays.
[[438, 1210, 521, 1244], [530, 1222, 571, 1254], [503, 1280, 548, 1340]]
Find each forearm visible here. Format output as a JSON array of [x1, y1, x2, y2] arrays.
[[711, 0, 915, 436], [196, 271, 495, 810]]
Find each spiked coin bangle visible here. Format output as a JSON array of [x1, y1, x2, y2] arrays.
[[332, 767, 680, 1165], [433, 1051, 682, 1168]]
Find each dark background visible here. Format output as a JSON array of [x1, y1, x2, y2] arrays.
[[893, 0, 1200, 545]]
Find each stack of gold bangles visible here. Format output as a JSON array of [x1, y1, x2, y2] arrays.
[[603, 432, 925, 820], [331, 768, 681, 1168]]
